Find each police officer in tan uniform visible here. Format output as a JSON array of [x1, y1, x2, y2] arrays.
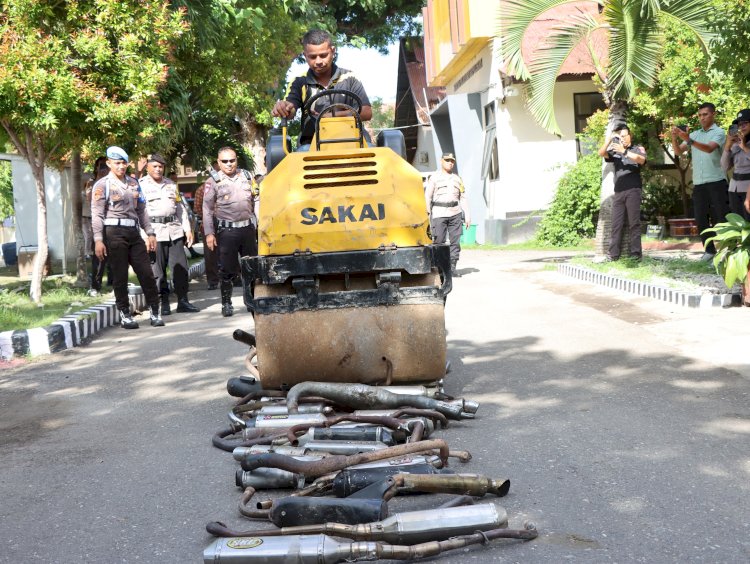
[[92, 146, 165, 329], [140, 153, 200, 315], [202, 147, 258, 317], [425, 152, 471, 277]]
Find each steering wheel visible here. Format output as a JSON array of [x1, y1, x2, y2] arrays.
[[303, 89, 363, 118], [303, 89, 366, 150]]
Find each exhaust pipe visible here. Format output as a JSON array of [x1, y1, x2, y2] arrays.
[[208, 503, 506, 543], [234, 441, 389, 459], [306, 426, 396, 445], [239, 439, 450, 477], [381, 473, 511, 500], [286, 383, 476, 420], [203, 523, 537, 563], [332, 464, 455, 497], [235, 468, 305, 490]]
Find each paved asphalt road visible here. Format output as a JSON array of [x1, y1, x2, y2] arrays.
[[1, 249, 748, 563]]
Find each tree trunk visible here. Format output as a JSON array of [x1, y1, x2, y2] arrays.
[[70, 151, 88, 286], [594, 100, 629, 258], [239, 115, 268, 174], [29, 162, 48, 304]]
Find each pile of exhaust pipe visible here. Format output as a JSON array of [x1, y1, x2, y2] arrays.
[[202, 330, 538, 562]]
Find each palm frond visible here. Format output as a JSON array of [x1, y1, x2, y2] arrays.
[[604, 0, 662, 100], [497, 0, 586, 81], [659, 0, 715, 55], [526, 14, 601, 135]]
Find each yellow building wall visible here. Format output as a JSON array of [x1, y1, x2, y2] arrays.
[[424, 0, 495, 87]]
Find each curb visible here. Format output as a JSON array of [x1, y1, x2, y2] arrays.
[[0, 289, 146, 361], [557, 264, 736, 308]]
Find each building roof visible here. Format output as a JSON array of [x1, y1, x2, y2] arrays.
[[501, 2, 607, 79], [394, 37, 446, 162]]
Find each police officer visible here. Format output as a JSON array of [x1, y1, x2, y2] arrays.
[[272, 29, 372, 146], [425, 152, 471, 277], [92, 146, 165, 329], [140, 153, 200, 315], [202, 147, 258, 317]]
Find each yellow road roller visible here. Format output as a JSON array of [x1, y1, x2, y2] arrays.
[[241, 90, 452, 389]]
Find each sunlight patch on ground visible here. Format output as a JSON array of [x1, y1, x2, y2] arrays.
[[610, 497, 647, 513], [541, 378, 614, 392], [698, 417, 750, 437], [669, 379, 725, 391], [741, 459, 750, 477], [46, 385, 101, 397], [41, 418, 68, 430], [476, 392, 561, 415], [698, 464, 730, 478]]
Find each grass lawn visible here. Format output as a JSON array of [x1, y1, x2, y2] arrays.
[[0, 274, 104, 332], [569, 254, 728, 292]]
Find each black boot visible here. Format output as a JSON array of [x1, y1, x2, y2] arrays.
[[220, 280, 234, 317], [176, 297, 200, 313], [150, 304, 165, 327], [451, 260, 460, 277], [120, 308, 139, 329], [160, 294, 171, 316]]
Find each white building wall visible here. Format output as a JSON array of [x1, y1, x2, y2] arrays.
[[3, 153, 76, 268], [494, 79, 597, 219]]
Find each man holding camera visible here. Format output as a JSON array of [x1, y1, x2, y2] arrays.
[[721, 110, 750, 220], [671, 102, 728, 260], [598, 124, 647, 261]]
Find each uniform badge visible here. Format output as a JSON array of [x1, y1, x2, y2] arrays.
[[111, 191, 123, 202], [93, 187, 104, 200], [224, 195, 230, 200]]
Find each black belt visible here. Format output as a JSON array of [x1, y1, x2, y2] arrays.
[[216, 219, 251, 228], [733, 172, 750, 181], [151, 215, 176, 223], [432, 201, 459, 208]]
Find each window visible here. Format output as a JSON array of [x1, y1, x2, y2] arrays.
[[481, 102, 499, 183], [574, 92, 606, 157]]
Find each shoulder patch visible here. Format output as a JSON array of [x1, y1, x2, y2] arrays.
[[93, 187, 104, 200]]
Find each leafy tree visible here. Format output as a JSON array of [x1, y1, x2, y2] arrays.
[[0, 0, 185, 302], [708, 0, 750, 88], [0, 160, 12, 219], [369, 97, 395, 131], [499, 0, 713, 255]]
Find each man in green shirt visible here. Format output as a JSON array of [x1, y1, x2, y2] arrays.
[[671, 102, 729, 260]]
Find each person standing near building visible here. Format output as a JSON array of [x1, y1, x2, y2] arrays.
[[202, 147, 258, 317], [91, 146, 165, 329], [425, 152, 471, 277], [193, 173, 220, 290], [672, 103, 729, 260], [598, 124, 647, 261], [140, 153, 200, 315], [721, 111, 750, 221]]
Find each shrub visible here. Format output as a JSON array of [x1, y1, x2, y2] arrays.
[[535, 152, 602, 246]]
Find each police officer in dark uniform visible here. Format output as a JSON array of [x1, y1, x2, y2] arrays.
[[92, 146, 165, 329], [272, 29, 372, 145], [140, 153, 200, 315], [202, 147, 258, 317]]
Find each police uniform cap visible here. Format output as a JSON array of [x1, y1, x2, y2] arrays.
[[442, 152, 456, 161], [148, 153, 167, 165], [736, 109, 750, 124], [106, 146, 129, 163]]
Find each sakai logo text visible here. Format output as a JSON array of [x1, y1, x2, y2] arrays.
[[300, 203, 385, 225]]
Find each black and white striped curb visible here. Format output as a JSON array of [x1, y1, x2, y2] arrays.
[[188, 259, 205, 280], [0, 288, 146, 361], [558, 264, 736, 308]]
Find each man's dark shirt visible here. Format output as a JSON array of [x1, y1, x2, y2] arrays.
[[284, 64, 370, 144], [605, 145, 646, 192]]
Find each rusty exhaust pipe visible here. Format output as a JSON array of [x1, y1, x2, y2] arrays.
[[286, 383, 475, 420], [239, 439, 450, 477], [285, 414, 409, 446]]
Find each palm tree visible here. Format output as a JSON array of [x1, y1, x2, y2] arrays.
[[498, 0, 713, 255]]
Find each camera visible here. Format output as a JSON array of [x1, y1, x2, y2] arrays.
[[676, 124, 688, 132], [729, 124, 739, 137], [611, 135, 621, 145]]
